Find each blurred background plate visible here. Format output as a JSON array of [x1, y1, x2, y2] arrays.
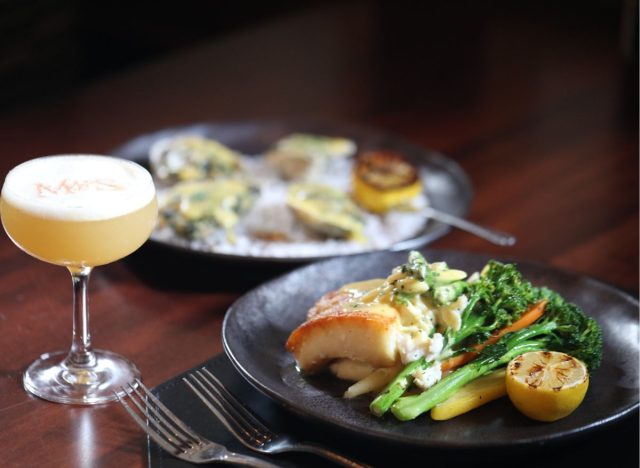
[[112, 120, 473, 289]]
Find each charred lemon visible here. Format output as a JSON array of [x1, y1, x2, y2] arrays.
[[506, 351, 589, 422], [352, 150, 423, 213]]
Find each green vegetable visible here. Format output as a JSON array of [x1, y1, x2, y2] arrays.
[[391, 338, 541, 421], [390, 290, 603, 420], [368, 251, 603, 420], [372, 253, 544, 414], [369, 357, 433, 416], [447, 260, 545, 352]]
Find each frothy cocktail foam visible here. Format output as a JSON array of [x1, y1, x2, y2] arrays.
[[1, 155, 156, 221]]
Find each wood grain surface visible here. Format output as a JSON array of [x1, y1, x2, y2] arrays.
[[0, 2, 636, 467]]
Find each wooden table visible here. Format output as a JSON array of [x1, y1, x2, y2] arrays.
[[0, 2, 637, 467]]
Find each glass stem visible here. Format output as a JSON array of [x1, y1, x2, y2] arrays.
[[66, 266, 96, 368]]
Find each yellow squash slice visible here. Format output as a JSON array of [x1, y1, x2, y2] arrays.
[[430, 369, 507, 420]]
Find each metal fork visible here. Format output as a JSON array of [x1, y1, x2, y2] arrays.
[[116, 379, 279, 467], [184, 368, 371, 468]]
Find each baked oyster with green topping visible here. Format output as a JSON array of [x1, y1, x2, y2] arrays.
[[150, 135, 242, 183], [266, 133, 356, 180], [159, 179, 259, 241], [286, 183, 365, 241]]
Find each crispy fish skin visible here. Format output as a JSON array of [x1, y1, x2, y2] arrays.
[[285, 290, 400, 373]]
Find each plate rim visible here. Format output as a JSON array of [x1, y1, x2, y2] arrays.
[[110, 118, 474, 263], [222, 248, 640, 449]]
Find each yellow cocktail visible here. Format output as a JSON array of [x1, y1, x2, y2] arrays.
[[0, 154, 157, 404], [1, 195, 157, 267]]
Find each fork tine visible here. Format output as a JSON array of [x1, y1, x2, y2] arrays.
[[133, 379, 203, 445], [184, 369, 273, 447], [129, 379, 210, 448], [200, 368, 275, 438], [124, 383, 199, 450], [183, 372, 259, 445], [116, 385, 191, 455]]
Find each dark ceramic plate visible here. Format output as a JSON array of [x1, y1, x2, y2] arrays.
[[111, 120, 472, 264], [222, 249, 639, 449]]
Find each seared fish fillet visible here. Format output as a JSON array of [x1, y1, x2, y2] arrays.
[[286, 284, 400, 373]]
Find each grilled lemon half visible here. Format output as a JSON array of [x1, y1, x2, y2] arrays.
[[506, 351, 589, 422]]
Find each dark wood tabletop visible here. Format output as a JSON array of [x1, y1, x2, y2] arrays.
[[0, 2, 637, 467]]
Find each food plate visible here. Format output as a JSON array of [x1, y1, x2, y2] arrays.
[[111, 120, 472, 263], [222, 249, 639, 448]]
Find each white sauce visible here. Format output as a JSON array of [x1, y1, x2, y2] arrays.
[[434, 294, 469, 332], [397, 330, 445, 364], [413, 362, 443, 390]]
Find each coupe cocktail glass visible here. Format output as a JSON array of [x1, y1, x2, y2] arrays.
[[0, 155, 157, 404]]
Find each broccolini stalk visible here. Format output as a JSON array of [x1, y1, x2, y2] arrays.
[[369, 357, 433, 416]]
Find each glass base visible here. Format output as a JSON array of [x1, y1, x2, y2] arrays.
[[23, 350, 141, 405]]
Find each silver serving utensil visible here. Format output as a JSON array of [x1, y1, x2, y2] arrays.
[[423, 206, 516, 246], [116, 379, 279, 467]]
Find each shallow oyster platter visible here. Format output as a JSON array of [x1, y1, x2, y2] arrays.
[[111, 120, 472, 262]]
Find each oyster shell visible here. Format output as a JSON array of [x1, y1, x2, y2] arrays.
[[150, 135, 242, 183], [266, 133, 356, 180], [159, 179, 259, 240], [286, 183, 365, 240]]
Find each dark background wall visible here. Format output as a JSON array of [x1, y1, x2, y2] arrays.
[[0, 0, 636, 112], [0, 0, 312, 109]]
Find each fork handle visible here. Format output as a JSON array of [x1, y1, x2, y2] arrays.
[[293, 443, 371, 468], [222, 451, 281, 468]]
